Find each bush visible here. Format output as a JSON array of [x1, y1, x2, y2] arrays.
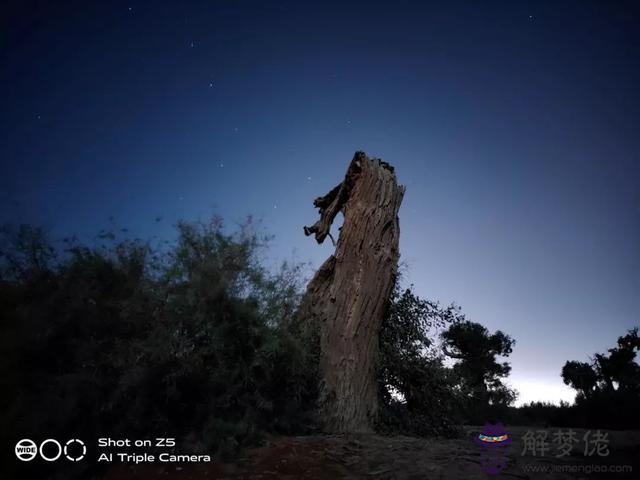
[[0, 220, 318, 477], [377, 287, 465, 437]]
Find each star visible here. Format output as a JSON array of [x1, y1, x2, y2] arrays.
[[209, 82, 214, 87], [190, 41, 195, 48], [529, 15, 534, 21], [307, 176, 312, 181], [219, 163, 224, 168]]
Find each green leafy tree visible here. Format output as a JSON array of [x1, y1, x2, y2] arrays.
[[377, 286, 465, 436]]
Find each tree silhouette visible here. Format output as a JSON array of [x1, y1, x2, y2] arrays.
[[605, 328, 640, 393], [561, 361, 598, 399], [560, 327, 640, 429], [441, 320, 516, 419], [563, 328, 640, 398]]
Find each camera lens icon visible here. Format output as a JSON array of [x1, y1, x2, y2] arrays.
[[64, 439, 86, 461], [15, 439, 38, 461], [39, 439, 62, 461]]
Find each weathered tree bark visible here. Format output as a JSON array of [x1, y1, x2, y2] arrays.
[[299, 151, 405, 433]]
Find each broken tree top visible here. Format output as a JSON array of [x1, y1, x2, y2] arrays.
[[303, 151, 404, 245]]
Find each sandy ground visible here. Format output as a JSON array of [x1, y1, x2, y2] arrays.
[[101, 427, 640, 479]]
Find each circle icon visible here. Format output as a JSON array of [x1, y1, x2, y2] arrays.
[[39, 439, 62, 462], [15, 439, 38, 461], [64, 439, 86, 461]]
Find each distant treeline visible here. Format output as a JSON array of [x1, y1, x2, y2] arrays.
[[510, 328, 640, 430]]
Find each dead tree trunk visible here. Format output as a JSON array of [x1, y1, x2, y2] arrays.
[[299, 151, 405, 433]]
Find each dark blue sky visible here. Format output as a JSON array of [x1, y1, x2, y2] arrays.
[[2, 0, 639, 404]]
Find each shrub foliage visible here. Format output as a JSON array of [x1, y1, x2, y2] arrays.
[[1, 219, 523, 474], [0, 220, 317, 463]]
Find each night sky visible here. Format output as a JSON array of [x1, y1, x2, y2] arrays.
[[2, 0, 639, 405]]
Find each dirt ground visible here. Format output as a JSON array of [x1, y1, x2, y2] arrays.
[[101, 427, 640, 479]]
